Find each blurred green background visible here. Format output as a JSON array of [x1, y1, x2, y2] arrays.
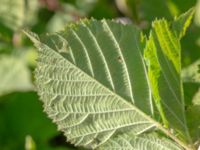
[[0, 0, 199, 149]]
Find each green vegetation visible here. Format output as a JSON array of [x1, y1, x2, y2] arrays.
[[0, 0, 199, 150]]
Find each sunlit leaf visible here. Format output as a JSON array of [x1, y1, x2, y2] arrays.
[[173, 8, 195, 38], [144, 18, 192, 140]]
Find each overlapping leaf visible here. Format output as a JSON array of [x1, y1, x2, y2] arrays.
[[143, 9, 194, 141], [144, 19, 190, 140]]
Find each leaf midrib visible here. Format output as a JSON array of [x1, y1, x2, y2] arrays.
[[42, 35, 169, 133], [36, 34, 153, 117], [28, 30, 192, 150]]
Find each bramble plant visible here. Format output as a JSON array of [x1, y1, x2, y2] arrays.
[[25, 8, 200, 150]]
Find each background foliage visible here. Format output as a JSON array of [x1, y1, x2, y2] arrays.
[[0, 0, 199, 149]]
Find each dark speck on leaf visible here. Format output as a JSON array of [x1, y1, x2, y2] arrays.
[[117, 56, 122, 62]]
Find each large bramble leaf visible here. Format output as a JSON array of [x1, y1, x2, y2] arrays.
[[26, 10, 194, 149], [26, 20, 156, 149]]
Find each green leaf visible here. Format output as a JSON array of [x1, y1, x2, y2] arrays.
[[182, 59, 200, 84], [182, 59, 200, 145], [172, 8, 195, 39], [26, 19, 155, 149], [26, 19, 193, 150], [0, 0, 38, 31], [0, 55, 33, 96], [144, 19, 191, 141], [99, 132, 182, 150]]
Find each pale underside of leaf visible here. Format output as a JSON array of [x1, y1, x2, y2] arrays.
[[99, 132, 182, 150], [25, 20, 159, 149]]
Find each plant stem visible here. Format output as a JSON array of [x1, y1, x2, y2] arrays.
[[155, 123, 194, 150], [127, 102, 194, 150]]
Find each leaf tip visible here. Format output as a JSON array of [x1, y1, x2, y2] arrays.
[[23, 29, 40, 44], [173, 7, 195, 38]]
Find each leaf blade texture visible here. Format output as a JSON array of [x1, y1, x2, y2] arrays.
[[26, 20, 157, 149], [99, 132, 182, 150], [26, 17, 193, 149]]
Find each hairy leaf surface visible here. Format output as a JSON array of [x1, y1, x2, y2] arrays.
[[99, 132, 182, 150], [26, 17, 193, 149], [26, 20, 157, 149]]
